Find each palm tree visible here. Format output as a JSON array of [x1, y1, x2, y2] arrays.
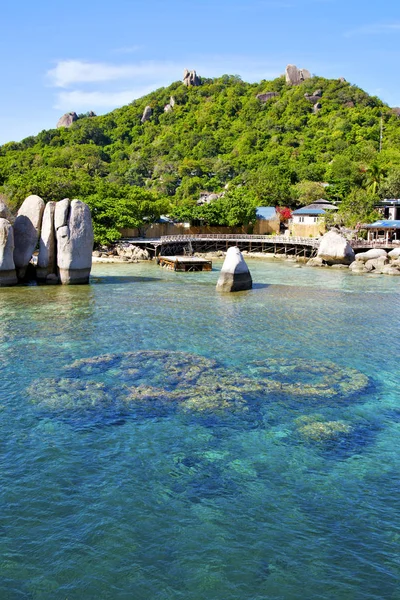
[[365, 164, 386, 196]]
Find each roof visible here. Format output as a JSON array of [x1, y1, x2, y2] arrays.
[[307, 199, 338, 210], [365, 220, 400, 229], [380, 199, 400, 206], [292, 207, 326, 215], [256, 207, 277, 220]]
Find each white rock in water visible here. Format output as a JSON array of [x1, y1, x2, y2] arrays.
[[317, 230, 355, 265], [13, 194, 45, 279], [355, 249, 387, 262], [388, 248, 400, 259], [56, 199, 94, 284], [216, 246, 252, 292], [0, 218, 17, 286], [37, 201, 57, 282]]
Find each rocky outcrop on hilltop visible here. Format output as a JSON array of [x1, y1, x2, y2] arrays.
[[216, 246, 252, 292], [285, 64, 311, 85], [256, 92, 279, 103], [141, 106, 152, 123], [57, 112, 78, 128], [183, 69, 201, 87]]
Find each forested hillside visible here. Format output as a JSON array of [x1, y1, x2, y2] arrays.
[[1, 73, 400, 243]]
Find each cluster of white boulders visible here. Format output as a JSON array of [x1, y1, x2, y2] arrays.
[[349, 248, 400, 275], [216, 246, 252, 292], [307, 230, 400, 275], [114, 243, 151, 261], [0, 195, 94, 287]]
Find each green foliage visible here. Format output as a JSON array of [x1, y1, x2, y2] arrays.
[[1, 73, 400, 236], [337, 189, 380, 227]]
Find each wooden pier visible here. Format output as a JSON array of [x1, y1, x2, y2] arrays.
[[157, 256, 212, 272]]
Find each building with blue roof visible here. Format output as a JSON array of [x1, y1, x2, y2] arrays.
[[290, 199, 337, 237], [365, 220, 400, 243]]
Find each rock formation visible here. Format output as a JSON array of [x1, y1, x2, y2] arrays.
[[13, 195, 45, 279], [317, 230, 355, 265], [56, 199, 94, 284], [305, 90, 322, 104], [0, 218, 17, 286], [256, 92, 279, 103], [164, 96, 176, 112], [183, 69, 200, 87], [355, 249, 387, 262], [56, 112, 78, 128], [37, 201, 57, 282], [216, 246, 252, 292], [141, 106, 152, 123], [285, 65, 311, 85], [0, 199, 11, 221]]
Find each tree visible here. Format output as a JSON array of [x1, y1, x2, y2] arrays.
[[292, 181, 326, 206], [337, 189, 380, 228]]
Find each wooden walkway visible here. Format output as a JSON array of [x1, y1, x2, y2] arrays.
[[121, 234, 400, 258]]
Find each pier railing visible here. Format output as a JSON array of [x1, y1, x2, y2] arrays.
[[159, 234, 321, 247]]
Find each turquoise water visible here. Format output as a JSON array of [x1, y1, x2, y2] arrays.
[[1, 259, 400, 599]]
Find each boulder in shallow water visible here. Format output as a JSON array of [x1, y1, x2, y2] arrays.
[[388, 248, 400, 259], [216, 246, 252, 292], [306, 257, 325, 267], [0, 218, 17, 286], [13, 194, 45, 279], [56, 199, 94, 284], [37, 201, 57, 282], [317, 230, 355, 265]]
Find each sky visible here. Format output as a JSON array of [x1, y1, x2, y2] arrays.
[[1, 0, 400, 145]]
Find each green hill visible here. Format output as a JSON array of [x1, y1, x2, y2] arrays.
[[1, 73, 400, 242]]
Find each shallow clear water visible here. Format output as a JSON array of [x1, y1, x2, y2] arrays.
[[1, 259, 400, 599]]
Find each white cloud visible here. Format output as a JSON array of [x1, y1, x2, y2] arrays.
[[54, 86, 160, 110], [344, 22, 400, 37], [47, 60, 181, 88]]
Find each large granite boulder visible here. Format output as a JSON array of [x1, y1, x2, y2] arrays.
[[56, 112, 78, 129], [141, 106, 152, 123], [37, 201, 57, 282], [285, 65, 311, 85], [57, 112, 78, 128], [56, 199, 94, 284], [388, 248, 400, 259], [0, 218, 17, 286], [216, 247, 252, 292], [355, 249, 387, 262], [256, 92, 279, 103], [349, 261, 368, 274], [317, 230, 355, 265], [183, 69, 200, 87], [13, 194, 45, 279]]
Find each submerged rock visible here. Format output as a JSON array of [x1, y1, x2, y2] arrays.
[[56, 199, 94, 284], [13, 194, 45, 279], [37, 201, 57, 282], [0, 218, 17, 286], [216, 246, 252, 292], [317, 230, 355, 265]]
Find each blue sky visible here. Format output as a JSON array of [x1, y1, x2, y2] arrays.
[[1, 0, 399, 144]]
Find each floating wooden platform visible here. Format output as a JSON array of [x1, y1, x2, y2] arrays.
[[157, 256, 212, 272]]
